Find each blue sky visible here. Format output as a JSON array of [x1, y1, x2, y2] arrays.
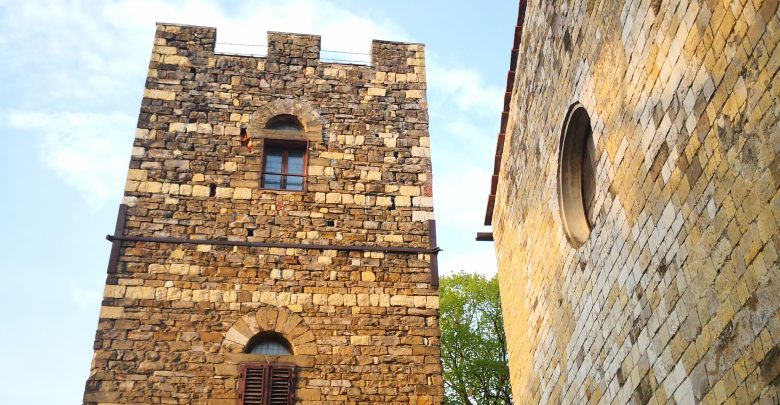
[[0, 0, 515, 401]]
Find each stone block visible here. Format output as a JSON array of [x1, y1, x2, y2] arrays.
[[143, 89, 176, 100], [138, 181, 163, 193], [192, 185, 210, 197], [325, 193, 341, 203], [169, 122, 186, 132], [104, 285, 125, 298], [125, 286, 155, 300], [350, 335, 371, 345], [327, 294, 344, 306], [233, 188, 251, 200], [127, 169, 148, 181], [399, 186, 421, 196], [384, 234, 403, 243], [376, 196, 392, 206], [313, 294, 327, 306], [100, 306, 124, 319], [390, 295, 414, 307], [215, 187, 233, 198], [367, 87, 386, 96], [395, 196, 412, 206], [162, 55, 189, 65]]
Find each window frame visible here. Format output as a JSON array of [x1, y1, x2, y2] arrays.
[[557, 102, 595, 248], [260, 139, 309, 192], [244, 331, 294, 356], [237, 363, 297, 405]]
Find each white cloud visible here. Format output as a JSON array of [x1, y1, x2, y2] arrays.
[[69, 282, 103, 310], [0, 0, 409, 206], [5, 110, 134, 206], [425, 64, 502, 244], [433, 164, 492, 228], [1, 0, 503, 234], [0, 0, 409, 108], [103, 0, 407, 59], [435, 118, 496, 157], [428, 62, 504, 118]]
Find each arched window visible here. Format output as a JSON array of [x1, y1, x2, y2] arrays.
[[239, 332, 296, 404], [558, 103, 597, 248], [266, 114, 304, 131], [244, 331, 293, 355], [261, 114, 307, 191]]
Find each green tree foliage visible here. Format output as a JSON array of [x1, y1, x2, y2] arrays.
[[440, 272, 512, 404]]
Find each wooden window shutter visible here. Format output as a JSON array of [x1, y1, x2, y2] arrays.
[[238, 364, 266, 405], [268, 365, 295, 404], [238, 364, 296, 405]]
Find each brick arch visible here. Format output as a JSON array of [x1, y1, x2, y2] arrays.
[[248, 98, 325, 136], [221, 306, 315, 354]]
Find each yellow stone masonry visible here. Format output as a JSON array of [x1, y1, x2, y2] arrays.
[[85, 24, 441, 405], [492, 1, 780, 404]]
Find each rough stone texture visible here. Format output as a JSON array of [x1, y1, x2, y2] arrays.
[[493, 1, 779, 404], [84, 23, 442, 404]]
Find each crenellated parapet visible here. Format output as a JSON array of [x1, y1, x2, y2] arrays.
[[150, 23, 425, 73], [266, 31, 321, 67], [152, 23, 216, 60], [371, 39, 425, 75]]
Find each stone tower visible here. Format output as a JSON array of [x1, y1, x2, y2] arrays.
[[84, 23, 443, 404], [486, 1, 779, 404]]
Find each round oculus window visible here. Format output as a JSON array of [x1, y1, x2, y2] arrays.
[[558, 103, 596, 247]]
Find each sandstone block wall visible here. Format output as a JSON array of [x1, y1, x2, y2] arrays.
[[84, 23, 442, 404], [493, 1, 779, 404]]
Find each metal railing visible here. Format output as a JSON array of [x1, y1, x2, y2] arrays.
[[215, 42, 372, 65]]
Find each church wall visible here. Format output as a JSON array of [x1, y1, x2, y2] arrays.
[[493, 1, 779, 403]]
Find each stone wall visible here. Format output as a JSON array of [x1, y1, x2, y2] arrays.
[[84, 23, 443, 404], [493, 1, 779, 404]]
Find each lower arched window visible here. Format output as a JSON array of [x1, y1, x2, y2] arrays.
[[244, 331, 293, 355], [239, 332, 296, 404]]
